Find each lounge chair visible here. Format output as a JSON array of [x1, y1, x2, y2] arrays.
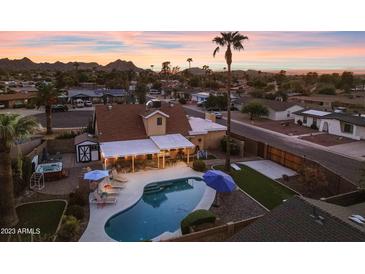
[[100, 180, 125, 189], [98, 184, 120, 195], [231, 163, 241, 171], [90, 191, 117, 205], [111, 169, 128, 182]]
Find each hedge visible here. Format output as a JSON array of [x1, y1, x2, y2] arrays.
[[180, 209, 216, 235]]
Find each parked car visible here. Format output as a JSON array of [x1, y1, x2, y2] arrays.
[[51, 104, 68, 112], [213, 111, 223, 119], [74, 99, 84, 108], [0, 103, 5, 109], [84, 100, 92, 107]]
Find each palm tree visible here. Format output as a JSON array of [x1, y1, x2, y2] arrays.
[[161, 61, 171, 77], [186, 58, 193, 69], [0, 114, 38, 226], [35, 83, 58, 135], [213, 31, 248, 171]]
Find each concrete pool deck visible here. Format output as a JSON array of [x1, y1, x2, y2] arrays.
[[79, 163, 216, 242]]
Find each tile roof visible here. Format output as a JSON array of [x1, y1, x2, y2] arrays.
[[228, 196, 365, 242], [239, 98, 302, 111], [95, 103, 192, 142], [0, 92, 37, 101]]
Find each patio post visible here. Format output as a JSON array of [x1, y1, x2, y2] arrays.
[[163, 152, 165, 169], [157, 153, 159, 168], [132, 155, 135, 173], [187, 149, 190, 164]]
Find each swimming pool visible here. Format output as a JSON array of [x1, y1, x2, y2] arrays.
[[104, 177, 206, 242]]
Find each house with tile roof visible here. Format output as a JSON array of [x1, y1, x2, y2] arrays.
[[228, 195, 365, 242], [94, 102, 226, 171], [0, 92, 37, 108]]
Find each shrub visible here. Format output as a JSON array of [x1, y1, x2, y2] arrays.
[[57, 215, 80, 241], [69, 189, 87, 206], [297, 120, 303, 126], [220, 136, 240, 155], [310, 123, 318, 130], [181, 210, 216, 235], [192, 159, 206, 172], [241, 101, 269, 120], [178, 97, 186, 104], [56, 131, 78, 139], [66, 205, 84, 220]]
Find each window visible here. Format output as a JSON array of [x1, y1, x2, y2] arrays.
[[303, 116, 307, 124], [90, 144, 98, 151], [157, 117, 162, 126], [343, 123, 354, 134]]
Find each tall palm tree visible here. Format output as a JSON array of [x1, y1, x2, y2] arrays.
[[161, 61, 171, 77], [0, 114, 38, 226], [186, 58, 193, 69], [213, 31, 248, 171], [35, 83, 58, 135]]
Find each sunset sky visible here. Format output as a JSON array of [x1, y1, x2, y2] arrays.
[[1, 31, 365, 73]]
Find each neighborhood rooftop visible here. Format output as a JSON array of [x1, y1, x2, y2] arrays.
[[188, 116, 227, 135], [228, 196, 365, 242]]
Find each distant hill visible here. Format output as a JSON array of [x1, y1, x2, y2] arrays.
[[0, 57, 144, 72]]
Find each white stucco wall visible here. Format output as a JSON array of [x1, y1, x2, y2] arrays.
[[268, 105, 304, 121], [320, 119, 365, 140]]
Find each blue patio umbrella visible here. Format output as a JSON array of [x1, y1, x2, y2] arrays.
[[84, 170, 109, 181], [203, 170, 236, 193]]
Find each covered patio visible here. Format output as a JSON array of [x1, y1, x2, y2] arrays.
[[100, 134, 195, 172]]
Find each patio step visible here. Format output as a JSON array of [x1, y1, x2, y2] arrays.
[[144, 182, 173, 194]]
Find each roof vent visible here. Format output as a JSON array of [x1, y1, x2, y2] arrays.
[[310, 207, 325, 225], [348, 214, 365, 226], [107, 105, 112, 111]]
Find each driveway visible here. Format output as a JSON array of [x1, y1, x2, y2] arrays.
[[329, 141, 365, 160], [238, 160, 297, 180], [183, 106, 363, 185], [31, 111, 93, 128]]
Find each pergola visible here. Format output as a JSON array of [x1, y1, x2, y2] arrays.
[[100, 134, 195, 172]]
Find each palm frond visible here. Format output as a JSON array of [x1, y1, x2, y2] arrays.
[[213, 46, 220, 57]]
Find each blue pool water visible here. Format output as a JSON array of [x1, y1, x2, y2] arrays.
[[105, 177, 206, 242]]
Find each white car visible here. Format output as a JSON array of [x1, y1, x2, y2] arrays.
[[84, 100, 92, 107], [213, 111, 223, 119]]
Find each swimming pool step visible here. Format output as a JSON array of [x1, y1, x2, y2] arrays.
[[144, 182, 174, 194]]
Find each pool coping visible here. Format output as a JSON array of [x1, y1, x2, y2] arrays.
[[79, 164, 216, 242]]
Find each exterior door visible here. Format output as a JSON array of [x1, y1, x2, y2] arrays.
[[78, 145, 91, 162]]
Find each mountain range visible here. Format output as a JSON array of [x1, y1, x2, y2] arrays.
[[0, 57, 144, 72]]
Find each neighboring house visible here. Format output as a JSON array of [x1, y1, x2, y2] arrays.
[[294, 108, 365, 140], [94, 103, 226, 170], [238, 98, 304, 121], [0, 92, 37, 108], [74, 133, 100, 163], [319, 113, 365, 140], [67, 89, 128, 104], [228, 196, 365, 242], [293, 109, 331, 129], [191, 92, 210, 104], [289, 94, 365, 110]]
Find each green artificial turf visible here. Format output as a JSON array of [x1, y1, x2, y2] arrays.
[[215, 165, 295, 210]]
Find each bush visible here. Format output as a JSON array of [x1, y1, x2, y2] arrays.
[[56, 131, 78, 139], [192, 160, 206, 172], [57, 215, 80, 241], [178, 97, 187, 104], [310, 123, 318, 130], [220, 136, 240, 155], [297, 120, 303, 126], [66, 205, 84, 220], [69, 189, 87, 206], [181, 210, 216, 235]]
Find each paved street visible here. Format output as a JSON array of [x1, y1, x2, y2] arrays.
[[184, 106, 364, 184], [31, 111, 94, 128]]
